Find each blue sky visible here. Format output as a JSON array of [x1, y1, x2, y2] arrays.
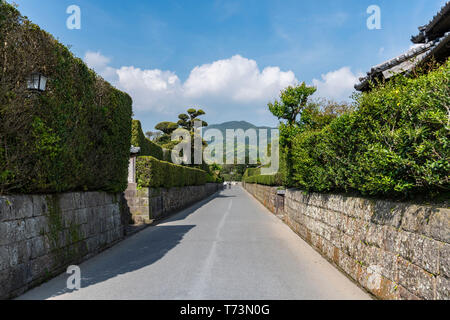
[[12, 0, 447, 131]]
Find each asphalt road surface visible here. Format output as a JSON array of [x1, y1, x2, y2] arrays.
[[18, 186, 370, 300]]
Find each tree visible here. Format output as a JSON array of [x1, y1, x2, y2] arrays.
[[268, 83, 317, 125], [268, 83, 316, 186], [177, 108, 208, 132], [155, 121, 179, 135]]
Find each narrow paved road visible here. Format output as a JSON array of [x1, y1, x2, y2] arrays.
[[19, 187, 370, 300]]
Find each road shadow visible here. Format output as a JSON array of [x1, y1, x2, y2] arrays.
[[20, 224, 195, 300], [19, 189, 236, 300]]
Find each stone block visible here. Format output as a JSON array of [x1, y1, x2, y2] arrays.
[[8, 240, 32, 267], [383, 227, 400, 254], [0, 245, 9, 271], [24, 216, 48, 239], [30, 254, 53, 280], [436, 276, 449, 300], [439, 242, 449, 278], [370, 200, 403, 229], [85, 192, 102, 208], [397, 231, 439, 275], [30, 236, 47, 259], [397, 256, 435, 300], [76, 208, 88, 225], [0, 197, 13, 222], [72, 192, 86, 209], [86, 236, 99, 252], [59, 193, 75, 212], [0, 220, 26, 246], [401, 206, 449, 243]]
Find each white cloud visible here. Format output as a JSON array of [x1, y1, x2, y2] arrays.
[[84, 51, 117, 81], [84, 51, 362, 121], [184, 55, 297, 102], [116, 67, 182, 113], [312, 67, 362, 102], [84, 52, 298, 113]]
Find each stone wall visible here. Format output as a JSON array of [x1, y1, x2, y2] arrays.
[[0, 192, 126, 299], [125, 183, 221, 223], [243, 183, 284, 216], [243, 182, 449, 300]]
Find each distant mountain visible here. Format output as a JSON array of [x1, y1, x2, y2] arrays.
[[203, 121, 276, 158], [204, 121, 275, 135]]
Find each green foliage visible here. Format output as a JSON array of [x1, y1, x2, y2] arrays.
[[154, 121, 179, 135], [206, 172, 223, 183], [243, 165, 284, 186], [243, 167, 261, 179], [268, 83, 317, 125], [0, 2, 132, 194], [243, 173, 284, 186], [177, 108, 208, 132], [131, 120, 164, 160], [268, 83, 317, 186], [136, 156, 209, 188], [290, 60, 450, 198]]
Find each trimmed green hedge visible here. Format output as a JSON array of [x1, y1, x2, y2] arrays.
[[243, 168, 260, 180], [131, 120, 164, 160], [290, 60, 450, 198], [243, 167, 283, 186], [136, 156, 208, 188], [243, 173, 284, 186], [207, 173, 223, 183], [0, 2, 132, 194]]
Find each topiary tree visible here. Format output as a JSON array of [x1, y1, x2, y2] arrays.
[[177, 108, 208, 132], [155, 121, 179, 135]]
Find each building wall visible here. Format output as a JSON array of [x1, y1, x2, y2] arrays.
[[243, 182, 449, 300], [0, 192, 126, 299]]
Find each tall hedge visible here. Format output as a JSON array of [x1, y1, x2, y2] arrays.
[[136, 156, 208, 188], [291, 60, 450, 198], [243, 167, 284, 186], [0, 2, 132, 194], [131, 120, 164, 160]]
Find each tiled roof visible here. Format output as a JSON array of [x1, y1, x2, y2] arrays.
[[355, 32, 450, 91], [355, 3, 450, 92], [412, 1, 450, 43]]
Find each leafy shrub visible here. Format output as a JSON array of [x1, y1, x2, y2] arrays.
[[131, 120, 164, 160], [243, 173, 284, 186], [291, 59, 450, 198], [206, 173, 223, 183], [243, 167, 284, 186], [243, 168, 261, 179], [0, 3, 132, 194], [136, 156, 209, 188]]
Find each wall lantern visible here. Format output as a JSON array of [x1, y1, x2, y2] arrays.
[[26, 72, 47, 92]]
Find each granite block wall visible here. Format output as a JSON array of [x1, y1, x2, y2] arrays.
[[0, 192, 125, 299], [243, 182, 449, 300]]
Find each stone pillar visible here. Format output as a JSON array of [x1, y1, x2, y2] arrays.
[[128, 156, 136, 184], [127, 146, 141, 189]]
